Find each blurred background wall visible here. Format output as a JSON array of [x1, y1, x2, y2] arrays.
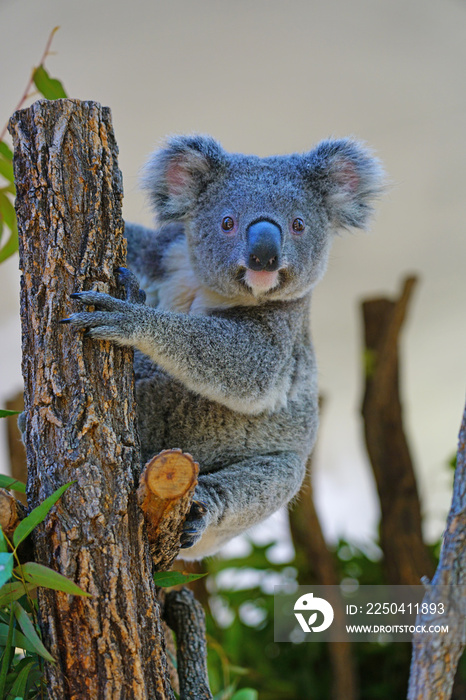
[[1, 0, 465, 553]]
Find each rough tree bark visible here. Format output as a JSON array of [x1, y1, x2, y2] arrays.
[[164, 588, 212, 700], [9, 99, 174, 699], [361, 276, 434, 584], [407, 399, 466, 700]]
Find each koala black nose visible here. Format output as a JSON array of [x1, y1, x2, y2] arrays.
[[246, 220, 282, 272]]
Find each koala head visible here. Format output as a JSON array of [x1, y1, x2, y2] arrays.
[[142, 135, 384, 302]]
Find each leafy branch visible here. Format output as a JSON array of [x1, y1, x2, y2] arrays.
[[0, 26, 67, 264], [0, 478, 89, 699]]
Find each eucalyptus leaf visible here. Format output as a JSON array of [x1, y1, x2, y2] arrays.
[[231, 689, 259, 700], [0, 527, 8, 553], [13, 482, 73, 547], [0, 581, 36, 607], [0, 609, 14, 699], [0, 228, 18, 262], [153, 570, 207, 587], [0, 190, 16, 230], [33, 65, 67, 100], [0, 142, 13, 160], [0, 158, 14, 184], [0, 474, 26, 493], [0, 622, 43, 655], [18, 562, 90, 597], [8, 659, 37, 699], [13, 601, 55, 662], [0, 409, 21, 418], [0, 553, 13, 588]]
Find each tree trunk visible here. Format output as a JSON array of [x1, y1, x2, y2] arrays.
[[361, 276, 434, 584], [407, 400, 466, 699], [9, 99, 174, 699], [289, 415, 359, 700]]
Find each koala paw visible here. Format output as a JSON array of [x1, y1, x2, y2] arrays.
[[180, 500, 208, 549], [59, 268, 147, 345], [116, 267, 146, 305]]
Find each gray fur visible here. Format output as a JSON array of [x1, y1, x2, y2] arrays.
[[66, 135, 384, 559]]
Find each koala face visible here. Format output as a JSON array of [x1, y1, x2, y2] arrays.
[[143, 136, 384, 302]]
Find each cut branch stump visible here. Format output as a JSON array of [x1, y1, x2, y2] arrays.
[[138, 449, 199, 570]]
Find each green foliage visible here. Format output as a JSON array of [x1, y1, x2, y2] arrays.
[[202, 536, 465, 699], [0, 478, 89, 698], [32, 66, 67, 101], [19, 562, 91, 598], [0, 409, 21, 418], [13, 482, 73, 548], [0, 27, 68, 265], [153, 570, 207, 587], [0, 475, 26, 495]]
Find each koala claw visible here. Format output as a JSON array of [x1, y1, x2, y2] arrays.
[[179, 500, 209, 549], [190, 499, 208, 517], [117, 267, 146, 305]]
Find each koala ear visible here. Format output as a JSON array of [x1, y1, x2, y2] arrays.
[[142, 135, 227, 222], [305, 139, 385, 230]]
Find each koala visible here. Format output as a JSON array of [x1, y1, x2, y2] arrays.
[[64, 135, 383, 560]]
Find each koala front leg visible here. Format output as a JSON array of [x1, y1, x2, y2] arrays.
[[179, 451, 306, 560], [62, 269, 295, 414]]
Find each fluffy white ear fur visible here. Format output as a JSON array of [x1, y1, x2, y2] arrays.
[[307, 139, 385, 230], [141, 135, 226, 223]]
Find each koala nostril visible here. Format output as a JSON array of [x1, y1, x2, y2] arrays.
[[247, 220, 282, 272]]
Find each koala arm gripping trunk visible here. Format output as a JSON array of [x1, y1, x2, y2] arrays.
[[64, 290, 304, 415]]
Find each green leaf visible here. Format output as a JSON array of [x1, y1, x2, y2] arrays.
[[8, 659, 37, 699], [0, 184, 15, 196], [0, 581, 36, 607], [0, 475, 26, 494], [0, 157, 14, 185], [33, 66, 67, 100], [0, 192, 18, 263], [0, 622, 46, 655], [153, 570, 207, 587], [0, 528, 7, 554], [0, 228, 18, 262], [0, 409, 20, 418], [18, 562, 90, 597], [0, 608, 14, 698], [0, 554, 13, 588], [13, 482, 72, 548], [0, 191, 16, 229], [231, 690, 259, 700], [13, 602, 54, 662], [0, 142, 13, 161]]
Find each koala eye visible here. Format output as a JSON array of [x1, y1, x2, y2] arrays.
[[292, 218, 305, 234], [221, 216, 236, 233]]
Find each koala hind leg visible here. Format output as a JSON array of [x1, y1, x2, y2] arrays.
[[179, 451, 306, 560]]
